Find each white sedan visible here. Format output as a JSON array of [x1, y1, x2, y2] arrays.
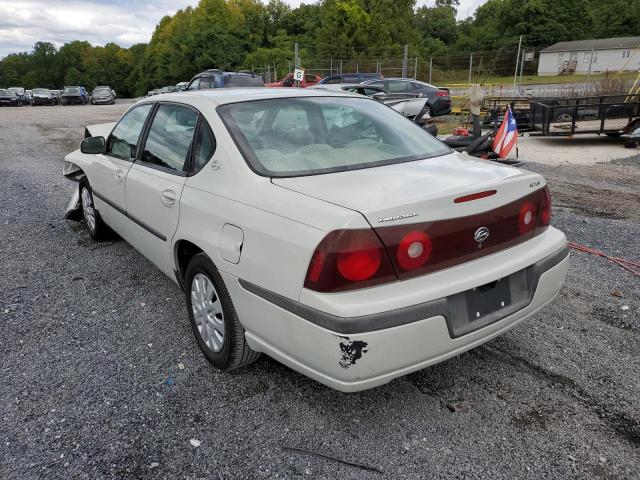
[[63, 88, 568, 392]]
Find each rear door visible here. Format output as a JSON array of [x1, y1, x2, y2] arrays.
[[90, 103, 153, 231], [124, 103, 199, 276]]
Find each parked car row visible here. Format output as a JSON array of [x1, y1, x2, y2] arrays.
[[147, 82, 189, 96], [0, 85, 116, 106], [143, 68, 450, 123]]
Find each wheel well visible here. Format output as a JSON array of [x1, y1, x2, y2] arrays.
[[175, 240, 204, 287]]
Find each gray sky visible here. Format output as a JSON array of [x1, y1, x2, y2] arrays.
[[0, 0, 486, 58]]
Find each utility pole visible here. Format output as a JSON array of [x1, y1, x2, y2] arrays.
[[468, 52, 473, 84], [513, 35, 522, 91], [414, 57, 418, 79], [402, 44, 409, 78], [429, 56, 433, 84], [587, 48, 595, 83], [340, 59, 343, 74], [294, 42, 300, 87], [330, 58, 333, 75], [519, 49, 525, 81]]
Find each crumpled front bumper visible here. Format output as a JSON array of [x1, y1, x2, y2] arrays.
[[65, 184, 83, 222]]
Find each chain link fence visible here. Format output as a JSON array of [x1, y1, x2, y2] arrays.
[[254, 44, 639, 98]]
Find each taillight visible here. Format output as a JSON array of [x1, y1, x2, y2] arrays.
[[304, 188, 552, 292], [304, 229, 396, 293], [436, 90, 448, 97], [518, 201, 537, 235], [397, 231, 432, 270], [540, 186, 552, 226]]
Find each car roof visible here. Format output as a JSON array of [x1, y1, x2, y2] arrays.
[[137, 87, 360, 107]]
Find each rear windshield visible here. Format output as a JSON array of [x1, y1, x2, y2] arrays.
[[33, 88, 49, 94], [64, 87, 79, 94], [218, 97, 450, 177], [94, 88, 111, 94], [223, 75, 265, 88]]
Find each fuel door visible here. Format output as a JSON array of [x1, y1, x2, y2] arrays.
[[219, 224, 244, 264]]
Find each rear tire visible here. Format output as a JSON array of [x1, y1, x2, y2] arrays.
[[185, 253, 260, 371], [79, 179, 110, 241]]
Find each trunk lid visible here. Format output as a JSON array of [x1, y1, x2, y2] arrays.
[[272, 153, 544, 226]]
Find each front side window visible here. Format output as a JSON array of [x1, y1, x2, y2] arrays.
[[107, 104, 152, 160], [140, 104, 197, 172], [218, 97, 450, 177]]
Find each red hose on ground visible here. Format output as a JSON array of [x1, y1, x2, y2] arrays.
[[569, 242, 640, 277]]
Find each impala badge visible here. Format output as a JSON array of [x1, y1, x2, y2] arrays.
[[378, 212, 418, 223], [474, 226, 490, 244]]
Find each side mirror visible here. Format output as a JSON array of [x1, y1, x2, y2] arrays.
[[372, 92, 386, 100], [81, 136, 106, 154]]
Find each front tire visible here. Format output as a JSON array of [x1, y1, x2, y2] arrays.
[[185, 253, 260, 370], [79, 180, 110, 241]]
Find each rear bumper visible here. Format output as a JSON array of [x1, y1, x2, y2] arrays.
[[226, 240, 569, 392]]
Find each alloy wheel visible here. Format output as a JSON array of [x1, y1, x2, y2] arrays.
[[81, 187, 96, 232], [191, 273, 225, 352]]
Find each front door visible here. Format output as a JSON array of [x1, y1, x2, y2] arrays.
[[124, 103, 199, 277], [90, 103, 152, 231]]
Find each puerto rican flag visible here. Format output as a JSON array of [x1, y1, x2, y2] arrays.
[[492, 106, 518, 158]]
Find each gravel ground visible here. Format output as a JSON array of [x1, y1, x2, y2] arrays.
[[1, 102, 639, 480]]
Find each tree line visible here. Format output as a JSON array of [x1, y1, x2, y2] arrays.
[[0, 0, 638, 97]]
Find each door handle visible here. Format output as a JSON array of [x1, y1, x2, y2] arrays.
[[115, 169, 125, 183], [161, 189, 176, 207]]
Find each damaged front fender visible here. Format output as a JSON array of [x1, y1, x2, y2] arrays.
[[64, 183, 83, 222]]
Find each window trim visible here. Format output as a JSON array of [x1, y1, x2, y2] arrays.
[[105, 102, 154, 161], [134, 101, 200, 177]]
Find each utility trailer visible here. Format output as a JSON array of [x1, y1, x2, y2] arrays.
[[529, 94, 640, 136]]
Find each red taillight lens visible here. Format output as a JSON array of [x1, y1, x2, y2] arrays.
[[337, 247, 381, 281], [304, 229, 396, 293], [436, 90, 448, 97], [540, 186, 552, 226]]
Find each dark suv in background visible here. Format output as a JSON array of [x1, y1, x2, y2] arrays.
[[363, 78, 451, 116], [186, 69, 265, 90], [61, 86, 88, 105], [316, 73, 382, 85]]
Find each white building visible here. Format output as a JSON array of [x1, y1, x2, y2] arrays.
[[537, 36, 640, 76]]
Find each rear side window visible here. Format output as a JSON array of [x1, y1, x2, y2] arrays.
[[192, 120, 216, 171], [387, 80, 412, 93], [107, 104, 152, 160], [223, 75, 264, 88], [140, 104, 198, 172]]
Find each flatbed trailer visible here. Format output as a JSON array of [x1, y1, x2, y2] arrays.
[[529, 94, 640, 136]]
